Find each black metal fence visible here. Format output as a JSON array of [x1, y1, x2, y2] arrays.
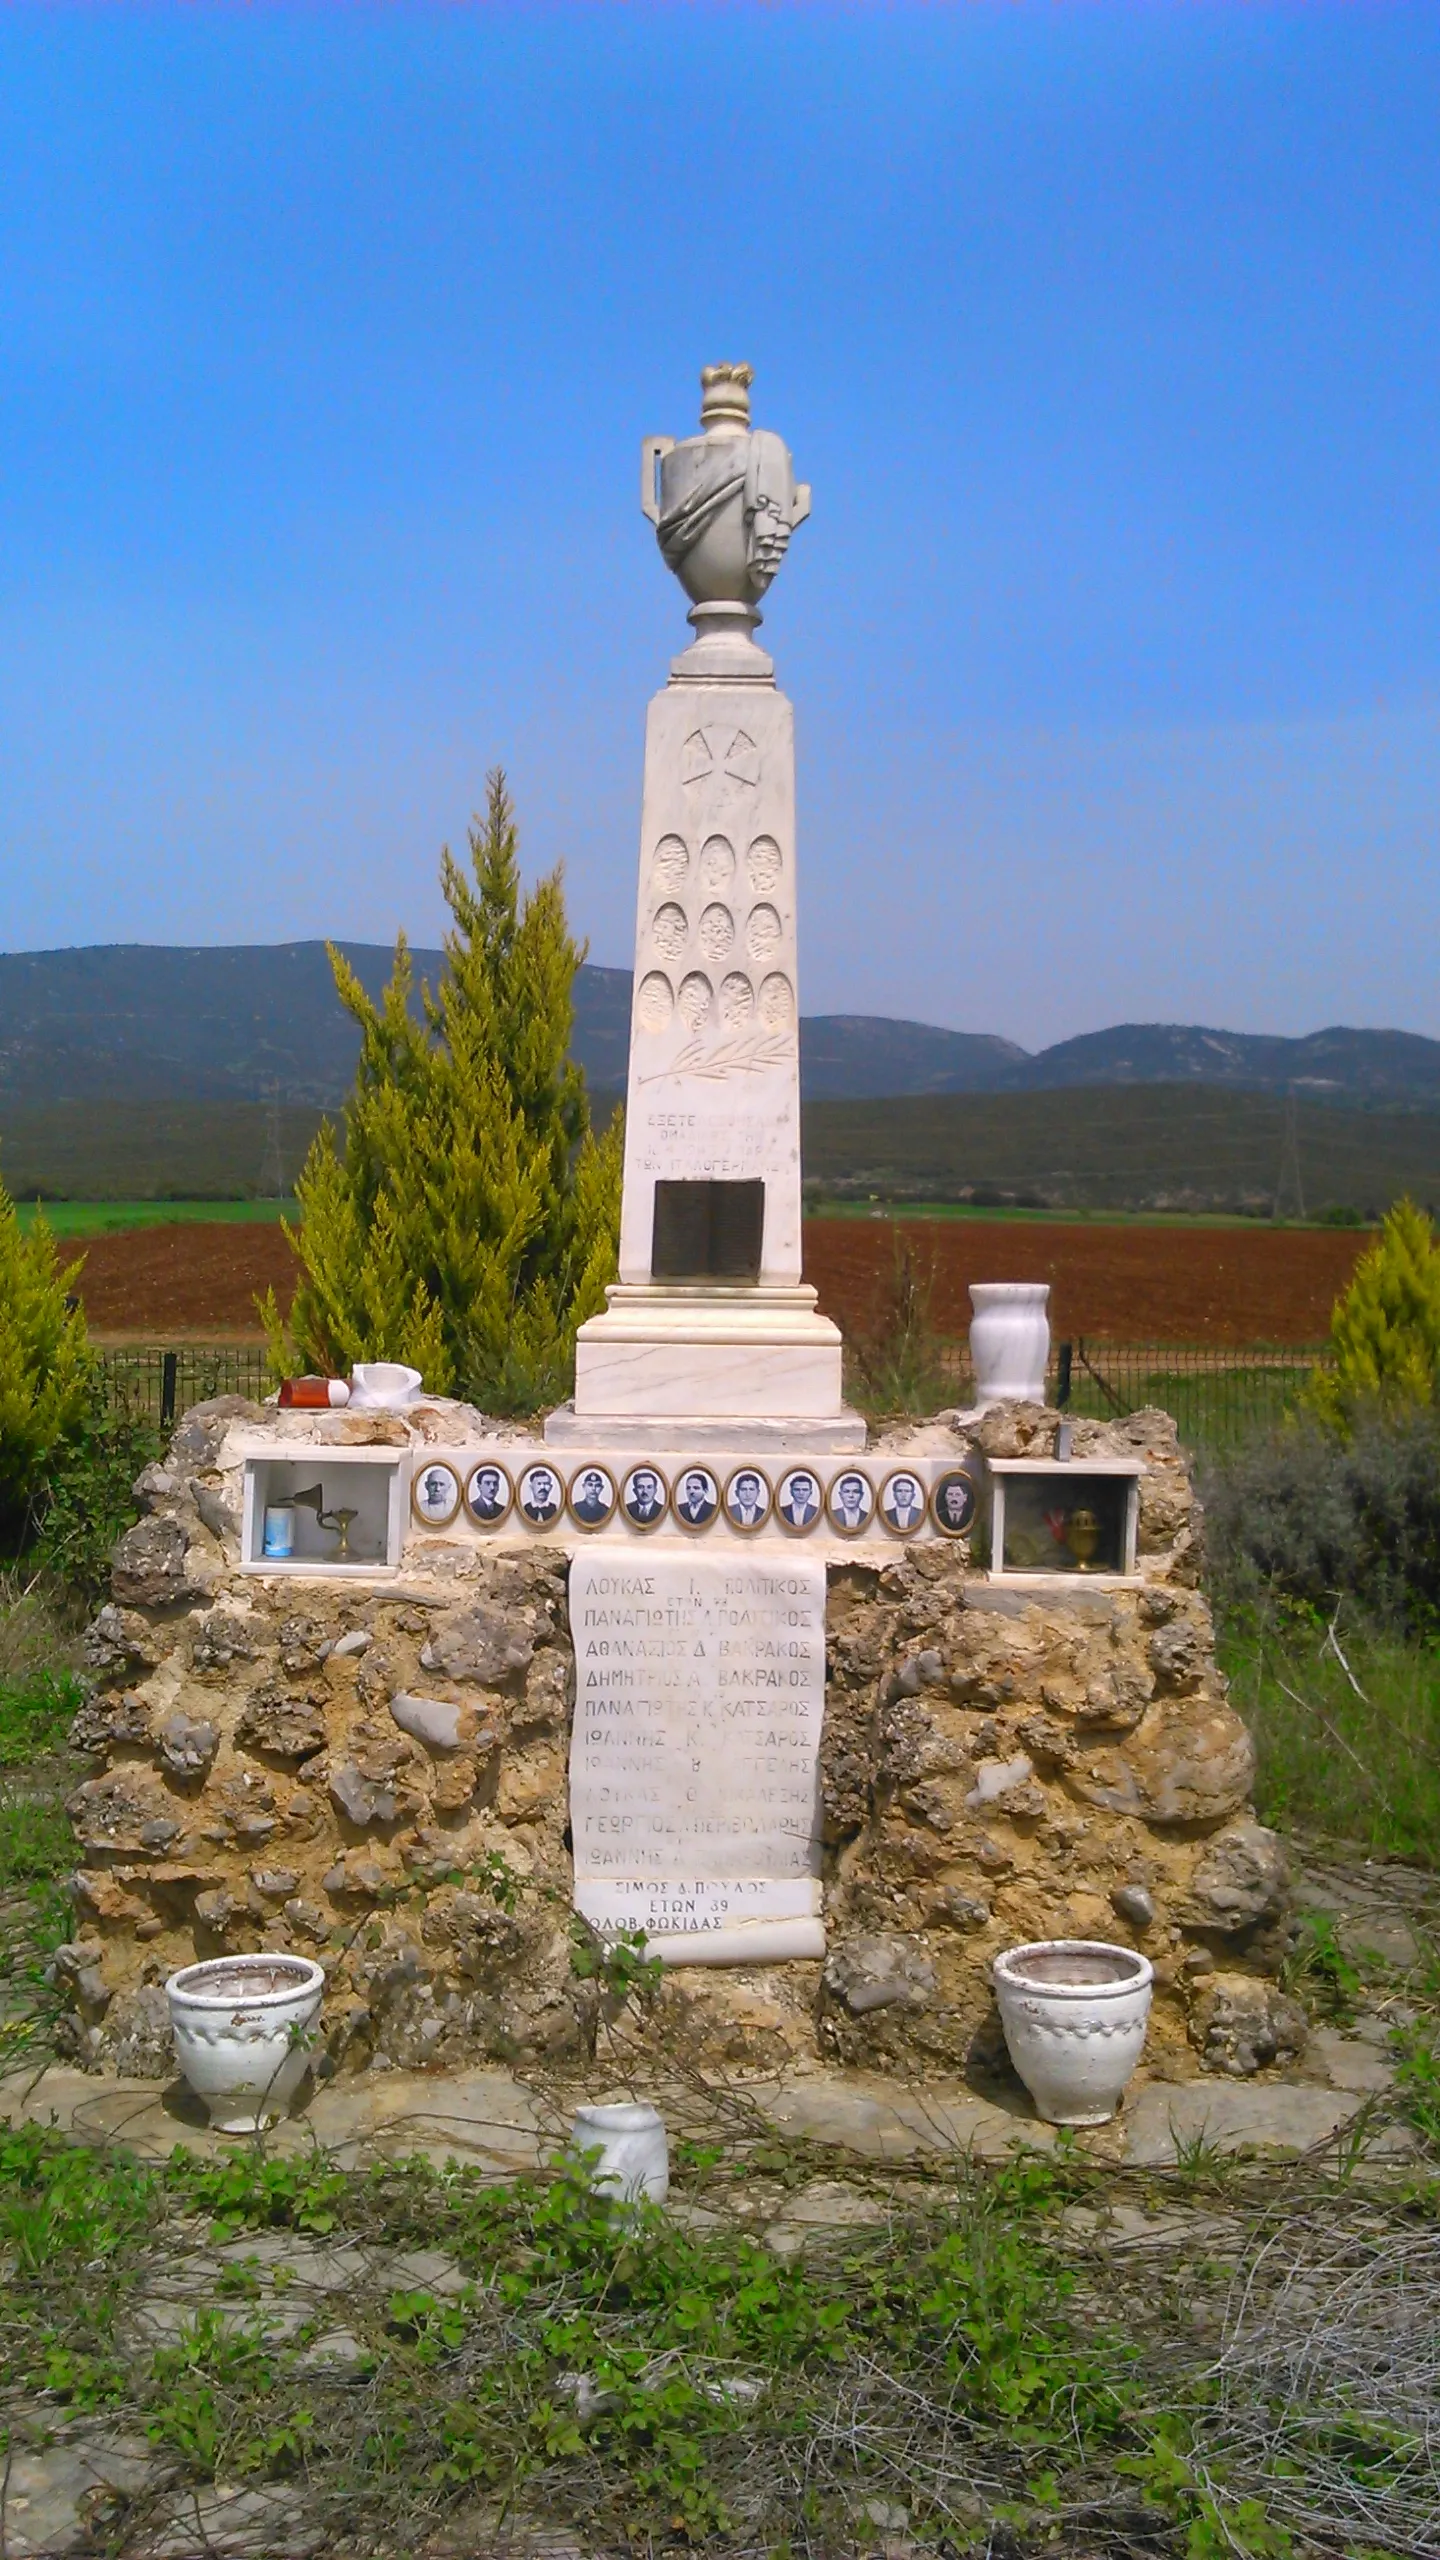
[[97, 1344, 271, 1427], [97, 1336, 1329, 1456]]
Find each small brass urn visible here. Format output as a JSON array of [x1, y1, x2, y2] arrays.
[[1064, 1506, 1102, 1573]]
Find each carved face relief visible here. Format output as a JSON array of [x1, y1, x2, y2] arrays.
[[747, 904, 782, 965], [651, 834, 689, 893], [758, 972, 794, 1030], [636, 971, 674, 1033], [677, 972, 713, 1031], [747, 835, 782, 894], [698, 904, 734, 964], [699, 834, 736, 893], [651, 903, 688, 963], [720, 972, 755, 1028]]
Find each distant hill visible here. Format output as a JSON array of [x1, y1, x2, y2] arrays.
[[1, 943, 1438, 1107], [1002, 1022, 1440, 1104]]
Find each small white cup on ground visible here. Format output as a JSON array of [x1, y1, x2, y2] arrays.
[[165, 1953, 324, 2135], [992, 1939, 1153, 2127], [569, 2102, 670, 2204]]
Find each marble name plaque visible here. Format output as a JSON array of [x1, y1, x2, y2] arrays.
[[568, 1549, 826, 1965]]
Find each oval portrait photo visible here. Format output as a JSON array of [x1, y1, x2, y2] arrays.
[[516, 1461, 564, 1528], [620, 1464, 669, 1531], [931, 1468, 979, 1539], [463, 1459, 513, 1528], [723, 1465, 772, 1532], [568, 1462, 618, 1531], [826, 1468, 875, 1536], [878, 1468, 928, 1536], [775, 1466, 823, 1533], [412, 1460, 461, 1528], [672, 1464, 720, 1531]]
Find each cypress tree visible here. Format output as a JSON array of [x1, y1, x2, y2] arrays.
[[1309, 1195, 1440, 1430], [0, 1175, 90, 1534], [263, 772, 622, 1413]]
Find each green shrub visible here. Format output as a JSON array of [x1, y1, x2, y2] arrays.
[[1308, 1195, 1440, 1429], [1204, 1403, 1440, 1635], [262, 771, 622, 1415], [0, 1180, 89, 1543], [30, 1378, 160, 1609]]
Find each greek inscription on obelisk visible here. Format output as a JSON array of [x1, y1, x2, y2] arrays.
[[568, 1550, 826, 1964]]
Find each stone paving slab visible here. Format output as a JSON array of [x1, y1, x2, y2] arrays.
[[0, 2431, 152, 2560], [1, 2046, 1390, 2179], [1120, 2078, 1380, 2165]]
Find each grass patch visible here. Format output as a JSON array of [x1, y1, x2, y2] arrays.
[[2, 2124, 1436, 2557], [1223, 1609, 1440, 1863]]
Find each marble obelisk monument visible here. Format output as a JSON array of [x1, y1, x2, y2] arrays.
[[551, 363, 862, 1452]]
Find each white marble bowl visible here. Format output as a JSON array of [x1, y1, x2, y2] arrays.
[[569, 2102, 670, 2204], [166, 1954, 324, 2134], [992, 1939, 1153, 2126], [347, 1362, 423, 1410]]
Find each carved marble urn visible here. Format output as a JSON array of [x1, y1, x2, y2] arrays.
[[642, 364, 810, 663]]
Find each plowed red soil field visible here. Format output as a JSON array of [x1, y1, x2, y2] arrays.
[[804, 1219, 1365, 1345], [75, 1215, 1367, 1346]]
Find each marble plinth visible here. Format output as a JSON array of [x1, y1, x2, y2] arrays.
[[561, 1283, 861, 1446]]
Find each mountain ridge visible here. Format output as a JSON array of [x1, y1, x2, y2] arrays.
[[2, 943, 1437, 1107]]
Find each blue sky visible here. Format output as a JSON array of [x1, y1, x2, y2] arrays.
[[2, 2, 1439, 1048]]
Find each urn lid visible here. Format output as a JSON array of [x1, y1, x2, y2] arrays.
[[698, 361, 754, 436]]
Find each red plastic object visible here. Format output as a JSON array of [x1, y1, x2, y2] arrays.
[[278, 1376, 350, 1410]]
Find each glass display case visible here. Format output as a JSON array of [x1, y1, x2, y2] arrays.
[[984, 1457, 1143, 1582], [240, 1449, 407, 1575]]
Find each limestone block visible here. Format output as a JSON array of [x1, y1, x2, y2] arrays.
[[823, 1935, 936, 2015], [328, 1763, 398, 1830], [69, 1689, 154, 1753], [420, 1607, 535, 1686], [158, 1713, 219, 1782], [66, 1771, 180, 1858], [389, 1691, 488, 1753], [1189, 1974, 1308, 2076], [83, 1603, 160, 1678], [1181, 1822, 1291, 1936], [110, 1515, 207, 1609], [188, 1610, 261, 1673], [279, 1614, 330, 1675], [1065, 1698, 1255, 1827], [236, 1680, 329, 1763]]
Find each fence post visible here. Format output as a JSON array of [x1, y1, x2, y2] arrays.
[[160, 1351, 178, 1428], [1056, 1340, 1073, 1408]]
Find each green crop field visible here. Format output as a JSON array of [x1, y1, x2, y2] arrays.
[[13, 1198, 294, 1236]]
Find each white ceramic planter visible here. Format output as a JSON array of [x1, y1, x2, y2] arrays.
[[166, 1954, 324, 2134], [992, 1940, 1153, 2127], [569, 2102, 670, 2204], [348, 1362, 423, 1410], [968, 1283, 1050, 1408]]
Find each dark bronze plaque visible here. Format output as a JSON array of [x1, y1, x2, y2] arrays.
[[651, 1179, 764, 1281]]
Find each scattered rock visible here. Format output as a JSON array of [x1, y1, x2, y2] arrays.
[[189, 1477, 240, 1544], [110, 1514, 205, 1608], [389, 1690, 484, 1754], [1183, 1822, 1290, 1936], [1189, 1974, 1308, 2076], [420, 1606, 534, 1685], [329, 1763, 398, 1829], [823, 1936, 936, 2016], [1111, 1882, 1156, 1930], [236, 1680, 328, 1762], [159, 1711, 219, 1781]]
